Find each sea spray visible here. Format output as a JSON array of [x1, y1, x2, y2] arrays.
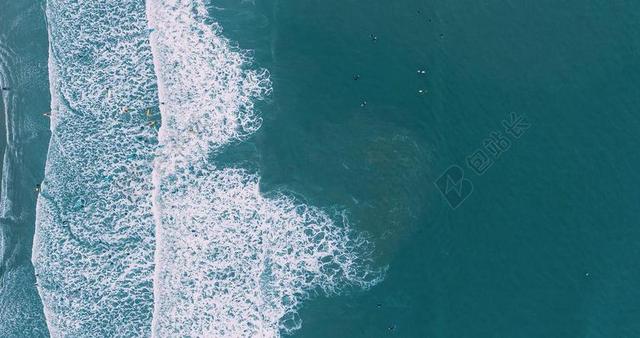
[[146, 1, 383, 336], [32, 1, 159, 336]]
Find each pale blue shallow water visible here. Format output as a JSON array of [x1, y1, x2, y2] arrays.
[[0, 0, 50, 336]]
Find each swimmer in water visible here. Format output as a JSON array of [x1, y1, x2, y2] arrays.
[[417, 69, 426, 75], [360, 100, 367, 107], [1, 87, 8, 91], [353, 74, 360, 81], [43, 112, 51, 117], [34, 184, 41, 193], [145, 108, 152, 116], [370, 33, 378, 42]]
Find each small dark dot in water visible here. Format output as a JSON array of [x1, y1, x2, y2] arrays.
[[440, 33, 445, 38], [376, 303, 382, 308], [1, 87, 9, 91], [428, 18, 432, 22], [417, 10, 422, 14]]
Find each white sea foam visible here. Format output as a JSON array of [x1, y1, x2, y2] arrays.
[[33, 1, 158, 336], [146, 1, 382, 336], [33, 0, 381, 335]]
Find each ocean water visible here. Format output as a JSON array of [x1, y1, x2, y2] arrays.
[[32, 0, 381, 337], [1, 0, 640, 337], [0, 0, 50, 336], [32, 1, 159, 336], [146, 1, 381, 336]]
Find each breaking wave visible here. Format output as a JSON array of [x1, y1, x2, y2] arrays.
[[146, 1, 382, 336]]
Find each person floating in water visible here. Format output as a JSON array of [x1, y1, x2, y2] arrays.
[[417, 69, 426, 75], [370, 33, 378, 42], [353, 74, 360, 81], [360, 100, 367, 107], [42, 112, 51, 117], [34, 184, 41, 193], [1, 87, 9, 91]]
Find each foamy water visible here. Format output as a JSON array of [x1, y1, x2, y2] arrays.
[[146, 1, 382, 336], [32, 1, 158, 336], [33, 1, 382, 336]]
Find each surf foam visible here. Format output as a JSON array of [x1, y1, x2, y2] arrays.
[[33, 1, 159, 336], [146, 1, 383, 336]]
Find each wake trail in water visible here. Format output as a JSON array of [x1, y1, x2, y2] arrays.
[[33, 1, 159, 336], [146, 1, 383, 337], [0, 41, 17, 217]]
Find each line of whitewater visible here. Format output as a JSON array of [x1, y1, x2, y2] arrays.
[[146, 1, 166, 336]]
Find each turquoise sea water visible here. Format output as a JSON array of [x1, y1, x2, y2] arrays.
[[0, 0, 50, 336], [2, 0, 640, 337], [214, 1, 640, 337]]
